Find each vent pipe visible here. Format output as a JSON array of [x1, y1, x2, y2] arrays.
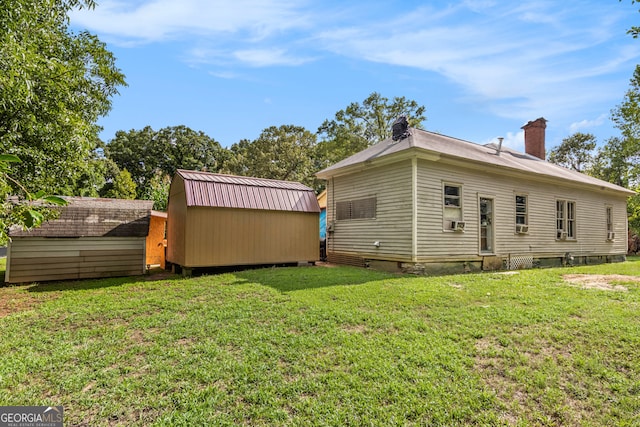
[[496, 137, 504, 156]]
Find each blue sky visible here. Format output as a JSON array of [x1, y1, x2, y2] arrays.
[[71, 0, 640, 153]]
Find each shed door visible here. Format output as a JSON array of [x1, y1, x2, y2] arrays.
[[479, 197, 494, 254]]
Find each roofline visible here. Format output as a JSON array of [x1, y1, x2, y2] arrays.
[[316, 146, 635, 197], [176, 169, 315, 191]]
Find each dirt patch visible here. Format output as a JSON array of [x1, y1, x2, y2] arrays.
[[0, 286, 43, 318], [315, 261, 340, 268], [562, 274, 640, 292], [474, 334, 587, 426]]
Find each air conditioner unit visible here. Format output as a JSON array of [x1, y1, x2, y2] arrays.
[[557, 230, 567, 240], [516, 224, 529, 234], [607, 231, 615, 241], [452, 220, 466, 231]]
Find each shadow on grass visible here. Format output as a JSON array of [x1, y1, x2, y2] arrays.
[[231, 264, 400, 292], [24, 269, 182, 293]]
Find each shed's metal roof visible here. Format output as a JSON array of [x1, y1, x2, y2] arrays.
[[9, 197, 153, 238], [177, 170, 321, 213], [316, 128, 634, 195]]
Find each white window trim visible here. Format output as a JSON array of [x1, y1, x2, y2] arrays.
[[556, 199, 576, 241], [515, 193, 529, 234], [443, 182, 464, 231]]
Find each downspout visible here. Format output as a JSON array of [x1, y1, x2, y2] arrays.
[[412, 157, 418, 262]]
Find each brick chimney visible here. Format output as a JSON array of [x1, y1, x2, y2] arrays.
[[521, 117, 547, 160]]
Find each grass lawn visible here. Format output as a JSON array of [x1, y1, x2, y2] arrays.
[[1, 260, 639, 426]]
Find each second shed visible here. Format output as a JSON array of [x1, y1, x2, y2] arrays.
[[166, 170, 320, 272]]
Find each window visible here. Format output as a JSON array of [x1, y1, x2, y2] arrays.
[[336, 197, 376, 220], [606, 206, 614, 241], [556, 200, 576, 240], [443, 183, 463, 229], [515, 195, 528, 231], [444, 185, 461, 208]]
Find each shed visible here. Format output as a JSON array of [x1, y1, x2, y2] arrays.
[[166, 170, 320, 271], [146, 210, 167, 269], [6, 197, 153, 283], [316, 118, 635, 274]]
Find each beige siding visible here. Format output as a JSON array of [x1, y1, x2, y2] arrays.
[[166, 175, 187, 266], [416, 159, 628, 260], [6, 237, 146, 283], [182, 207, 319, 267], [326, 160, 413, 261]]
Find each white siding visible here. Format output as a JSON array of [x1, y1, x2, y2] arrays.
[[6, 237, 146, 283], [415, 159, 628, 260], [326, 160, 413, 260]]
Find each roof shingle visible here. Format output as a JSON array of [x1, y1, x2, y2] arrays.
[[9, 197, 153, 238]]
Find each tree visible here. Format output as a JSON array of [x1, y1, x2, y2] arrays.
[[590, 137, 632, 187], [0, 0, 127, 196], [0, 155, 66, 243], [223, 125, 317, 188], [142, 172, 171, 211], [105, 125, 226, 198], [547, 132, 597, 172], [102, 169, 137, 199], [316, 92, 427, 168], [623, 0, 640, 38], [610, 65, 640, 184]]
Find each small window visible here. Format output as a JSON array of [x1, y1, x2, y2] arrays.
[[515, 195, 528, 228], [443, 183, 463, 229], [556, 199, 576, 240], [444, 185, 461, 208], [336, 197, 376, 220], [567, 201, 576, 238], [606, 207, 615, 241]]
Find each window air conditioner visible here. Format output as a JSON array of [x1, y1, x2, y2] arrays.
[[557, 230, 567, 240], [452, 220, 466, 231], [607, 231, 615, 241], [516, 224, 529, 234]]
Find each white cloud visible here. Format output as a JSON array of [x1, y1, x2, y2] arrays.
[[71, 0, 311, 43], [569, 114, 608, 134], [315, 1, 639, 125], [233, 49, 315, 67]]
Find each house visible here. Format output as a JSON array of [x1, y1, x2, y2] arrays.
[[316, 117, 635, 274], [166, 170, 320, 274], [6, 197, 153, 283]]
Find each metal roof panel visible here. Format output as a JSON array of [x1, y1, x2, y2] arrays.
[[176, 170, 321, 212]]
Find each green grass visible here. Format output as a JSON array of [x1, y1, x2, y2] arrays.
[[1, 260, 640, 426]]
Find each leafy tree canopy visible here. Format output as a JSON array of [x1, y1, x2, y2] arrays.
[[547, 132, 597, 172], [0, 155, 66, 243], [223, 125, 318, 189], [105, 125, 226, 198], [0, 0, 127, 195], [102, 169, 136, 200]]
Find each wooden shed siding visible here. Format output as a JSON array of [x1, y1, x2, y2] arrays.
[[326, 160, 413, 259], [415, 160, 628, 259], [181, 207, 319, 267], [6, 237, 145, 283], [166, 175, 188, 266]]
